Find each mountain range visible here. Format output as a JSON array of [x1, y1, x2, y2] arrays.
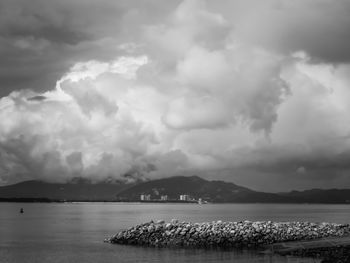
[[0, 175, 349, 203], [0, 178, 128, 201]]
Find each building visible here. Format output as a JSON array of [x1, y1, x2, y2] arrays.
[[179, 194, 190, 201], [160, 195, 168, 201], [140, 194, 151, 201]]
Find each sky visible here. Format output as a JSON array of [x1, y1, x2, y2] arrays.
[[1, 0, 350, 191]]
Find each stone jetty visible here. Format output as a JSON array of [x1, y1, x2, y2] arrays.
[[105, 219, 350, 248]]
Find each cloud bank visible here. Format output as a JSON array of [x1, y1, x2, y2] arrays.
[[0, 0, 350, 191]]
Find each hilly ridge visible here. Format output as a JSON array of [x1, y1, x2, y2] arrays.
[[0, 175, 349, 203], [0, 179, 129, 201], [115, 175, 291, 203]]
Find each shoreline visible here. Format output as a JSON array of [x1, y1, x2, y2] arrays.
[[1, 199, 350, 204], [266, 235, 350, 262], [275, 245, 350, 263]]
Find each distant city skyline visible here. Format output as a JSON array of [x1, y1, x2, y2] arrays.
[[1, 0, 350, 191]]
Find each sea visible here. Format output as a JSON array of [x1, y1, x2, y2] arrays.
[[0, 202, 349, 263]]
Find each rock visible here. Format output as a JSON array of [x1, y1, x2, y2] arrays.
[[106, 220, 350, 249], [171, 219, 179, 224]]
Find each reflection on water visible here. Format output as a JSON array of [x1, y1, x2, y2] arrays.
[[1, 202, 346, 263]]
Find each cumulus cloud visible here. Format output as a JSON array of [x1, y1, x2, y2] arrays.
[[1, 0, 350, 191], [0, 56, 154, 183], [144, 1, 289, 134]]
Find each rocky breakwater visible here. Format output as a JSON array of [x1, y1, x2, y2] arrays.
[[105, 220, 350, 248]]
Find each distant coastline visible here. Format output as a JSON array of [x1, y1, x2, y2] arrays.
[[0, 198, 61, 203], [1, 198, 350, 204], [0, 199, 199, 203], [1, 176, 350, 204]]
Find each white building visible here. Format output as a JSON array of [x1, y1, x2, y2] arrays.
[[160, 195, 168, 201], [179, 194, 190, 201], [140, 194, 151, 201]]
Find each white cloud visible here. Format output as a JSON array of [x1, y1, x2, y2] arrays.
[[59, 56, 149, 83]]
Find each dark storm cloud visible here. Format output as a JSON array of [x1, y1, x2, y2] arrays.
[[0, 0, 178, 98], [2, 0, 349, 98], [211, 0, 350, 63], [0, 0, 110, 97], [239, 146, 350, 174], [0, 13, 88, 45], [0, 47, 69, 98], [216, 139, 350, 191], [269, 0, 350, 63]]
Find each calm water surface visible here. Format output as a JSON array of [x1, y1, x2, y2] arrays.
[[1, 203, 349, 263]]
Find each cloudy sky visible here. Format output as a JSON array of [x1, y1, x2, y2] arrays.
[[1, 0, 350, 191]]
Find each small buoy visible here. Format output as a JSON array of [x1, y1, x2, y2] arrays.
[[20, 208, 24, 214]]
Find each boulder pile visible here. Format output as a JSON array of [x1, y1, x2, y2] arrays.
[[105, 219, 350, 248]]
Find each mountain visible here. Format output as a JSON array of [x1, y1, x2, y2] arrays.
[[0, 175, 349, 203], [115, 175, 291, 203], [0, 179, 130, 201]]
